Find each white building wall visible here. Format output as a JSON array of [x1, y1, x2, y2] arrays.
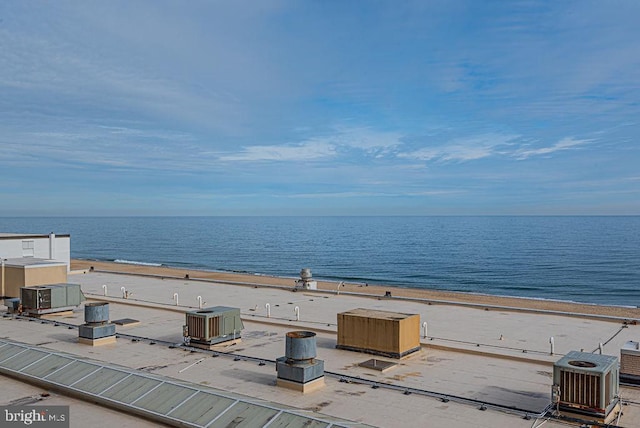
[[0, 235, 71, 270], [0, 239, 29, 259]]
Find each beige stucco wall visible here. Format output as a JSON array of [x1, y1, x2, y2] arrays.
[[2, 265, 68, 298], [3, 267, 25, 298]]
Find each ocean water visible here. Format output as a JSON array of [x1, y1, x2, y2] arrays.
[[1, 216, 638, 306]]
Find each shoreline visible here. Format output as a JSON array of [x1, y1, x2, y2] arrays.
[[70, 259, 640, 319]]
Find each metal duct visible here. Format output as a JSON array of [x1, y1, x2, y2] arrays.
[[85, 302, 109, 325], [285, 331, 317, 363]]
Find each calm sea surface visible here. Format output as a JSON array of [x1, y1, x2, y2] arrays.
[[1, 216, 638, 306]]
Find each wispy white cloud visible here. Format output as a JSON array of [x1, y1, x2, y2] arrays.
[[397, 134, 519, 162], [283, 189, 463, 198], [218, 127, 402, 162], [330, 127, 403, 155], [218, 140, 337, 162], [0, 124, 202, 171], [0, 3, 291, 135], [513, 137, 591, 160]]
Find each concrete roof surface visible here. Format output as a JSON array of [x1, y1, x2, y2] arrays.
[[0, 339, 370, 428], [1, 270, 639, 428]]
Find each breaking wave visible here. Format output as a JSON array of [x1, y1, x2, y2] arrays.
[[114, 259, 163, 267]]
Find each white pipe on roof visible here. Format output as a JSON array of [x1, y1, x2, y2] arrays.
[[1, 258, 5, 298], [49, 232, 55, 260]]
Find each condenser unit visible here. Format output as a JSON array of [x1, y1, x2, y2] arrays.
[[184, 306, 243, 346], [20, 283, 85, 315], [553, 351, 620, 423]]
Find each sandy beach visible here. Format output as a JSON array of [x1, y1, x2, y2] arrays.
[[71, 259, 640, 320]]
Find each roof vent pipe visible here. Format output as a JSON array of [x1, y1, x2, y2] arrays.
[[173, 293, 179, 306], [197, 296, 203, 309], [550, 337, 555, 356], [49, 232, 55, 260], [79, 302, 116, 345], [265, 303, 271, 318], [300, 269, 312, 281], [422, 322, 428, 339], [285, 331, 317, 363], [294, 306, 300, 321], [85, 302, 109, 325], [276, 331, 325, 392], [296, 268, 317, 290], [102, 284, 107, 296]]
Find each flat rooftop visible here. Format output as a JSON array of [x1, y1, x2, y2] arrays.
[[3, 258, 68, 267], [338, 308, 418, 320], [0, 233, 70, 239], [1, 269, 639, 428]]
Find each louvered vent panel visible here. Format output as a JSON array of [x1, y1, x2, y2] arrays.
[[208, 316, 220, 337], [187, 315, 205, 340], [560, 370, 601, 409]]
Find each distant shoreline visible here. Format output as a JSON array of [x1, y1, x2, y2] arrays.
[[71, 259, 640, 320]]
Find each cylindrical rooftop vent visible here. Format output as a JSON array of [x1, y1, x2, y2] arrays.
[[285, 331, 317, 363], [300, 268, 312, 281], [49, 232, 56, 260], [85, 302, 109, 324]]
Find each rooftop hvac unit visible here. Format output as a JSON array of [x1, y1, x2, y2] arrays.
[[553, 351, 620, 423], [184, 306, 243, 347], [20, 283, 85, 316], [336, 308, 421, 358]]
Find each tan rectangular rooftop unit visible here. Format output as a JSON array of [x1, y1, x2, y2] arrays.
[[621, 340, 640, 385], [552, 351, 620, 424], [1, 258, 68, 298], [184, 306, 244, 347], [336, 308, 420, 358]]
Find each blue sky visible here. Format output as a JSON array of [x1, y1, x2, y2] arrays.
[[1, 1, 639, 216]]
